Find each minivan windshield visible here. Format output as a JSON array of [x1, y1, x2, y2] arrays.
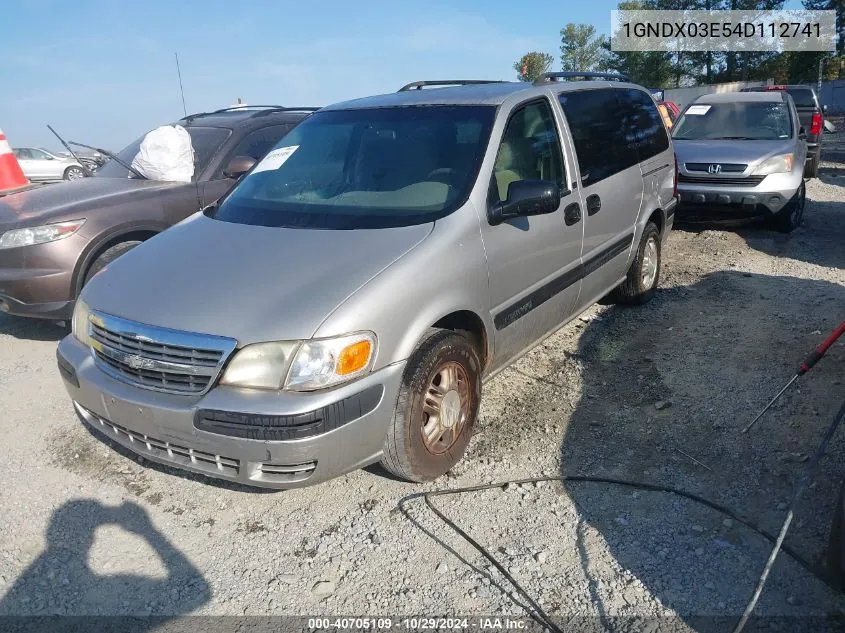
[[672, 101, 793, 141], [95, 126, 230, 179], [208, 106, 496, 229]]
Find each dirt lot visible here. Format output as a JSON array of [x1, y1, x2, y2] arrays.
[[0, 141, 844, 630]]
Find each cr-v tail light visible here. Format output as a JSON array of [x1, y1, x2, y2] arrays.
[[810, 112, 822, 136]]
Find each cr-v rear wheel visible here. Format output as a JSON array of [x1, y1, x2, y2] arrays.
[[610, 221, 661, 305], [381, 328, 481, 482]]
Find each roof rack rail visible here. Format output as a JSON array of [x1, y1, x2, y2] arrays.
[[533, 72, 630, 85], [181, 105, 320, 122], [398, 80, 507, 92]]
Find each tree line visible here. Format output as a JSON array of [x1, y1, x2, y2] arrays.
[[514, 0, 844, 88]]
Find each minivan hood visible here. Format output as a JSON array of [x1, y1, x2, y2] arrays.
[[673, 139, 795, 171], [82, 213, 434, 344], [0, 178, 179, 228]]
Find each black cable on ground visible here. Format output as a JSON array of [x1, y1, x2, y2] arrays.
[[399, 396, 845, 633]]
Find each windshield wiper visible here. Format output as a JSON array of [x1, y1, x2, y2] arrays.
[[68, 140, 147, 179], [47, 124, 95, 177], [708, 136, 757, 140]]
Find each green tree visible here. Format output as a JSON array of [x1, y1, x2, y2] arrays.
[[560, 23, 609, 72], [513, 51, 555, 82]]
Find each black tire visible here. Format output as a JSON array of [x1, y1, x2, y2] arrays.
[[804, 154, 819, 179], [772, 181, 806, 234], [83, 241, 142, 286], [63, 166, 85, 181], [381, 328, 482, 483], [828, 478, 845, 591], [610, 221, 661, 306]]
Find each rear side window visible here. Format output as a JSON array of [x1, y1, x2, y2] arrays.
[[558, 88, 638, 185], [617, 88, 670, 160], [225, 125, 292, 163], [786, 88, 816, 108]]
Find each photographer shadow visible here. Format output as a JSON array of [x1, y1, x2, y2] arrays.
[[0, 499, 210, 625]]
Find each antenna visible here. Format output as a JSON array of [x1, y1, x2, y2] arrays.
[[175, 52, 187, 117]]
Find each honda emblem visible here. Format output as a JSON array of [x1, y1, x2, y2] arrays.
[[708, 164, 722, 174]]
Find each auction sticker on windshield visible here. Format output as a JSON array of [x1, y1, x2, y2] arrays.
[[252, 145, 299, 173], [685, 105, 711, 115]]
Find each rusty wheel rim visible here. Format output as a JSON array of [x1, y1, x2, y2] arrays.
[[420, 361, 471, 455]]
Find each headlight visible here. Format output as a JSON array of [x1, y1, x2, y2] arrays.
[[219, 332, 377, 391], [71, 300, 92, 345], [219, 341, 299, 390], [754, 154, 794, 175], [0, 219, 86, 250], [286, 332, 376, 391]]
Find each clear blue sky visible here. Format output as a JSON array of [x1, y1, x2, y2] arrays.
[[2, 0, 804, 151]]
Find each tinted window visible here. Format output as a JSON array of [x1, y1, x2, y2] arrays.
[[558, 88, 638, 185], [786, 88, 816, 108], [14, 149, 32, 160], [492, 99, 565, 202], [672, 102, 793, 141], [209, 106, 495, 230], [617, 89, 670, 160], [95, 126, 230, 179], [225, 124, 292, 163]]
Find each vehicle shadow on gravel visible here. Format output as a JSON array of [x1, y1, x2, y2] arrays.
[[0, 499, 210, 619], [0, 312, 67, 342], [558, 270, 845, 630], [675, 180, 845, 271]]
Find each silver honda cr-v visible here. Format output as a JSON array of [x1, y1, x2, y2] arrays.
[[57, 73, 677, 489], [672, 90, 807, 232]]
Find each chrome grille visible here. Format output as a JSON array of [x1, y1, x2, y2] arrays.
[[685, 162, 747, 173], [88, 311, 237, 395], [76, 402, 240, 476], [678, 173, 766, 187]]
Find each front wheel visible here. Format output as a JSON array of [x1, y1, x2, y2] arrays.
[[381, 329, 481, 482], [804, 154, 819, 179], [772, 181, 806, 234], [610, 221, 662, 305], [83, 241, 143, 287]]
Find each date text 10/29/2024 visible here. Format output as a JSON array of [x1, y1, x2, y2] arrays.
[[308, 617, 530, 630]]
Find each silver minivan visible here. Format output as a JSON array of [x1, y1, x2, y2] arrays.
[[57, 73, 677, 488]]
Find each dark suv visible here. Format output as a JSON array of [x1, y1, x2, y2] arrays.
[[742, 84, 826, 177], [0, 105, 317, 320]]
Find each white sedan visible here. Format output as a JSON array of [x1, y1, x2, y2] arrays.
[[12, 147, 86, 181]]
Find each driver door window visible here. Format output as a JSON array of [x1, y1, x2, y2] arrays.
[[491, 100, 564, 203]]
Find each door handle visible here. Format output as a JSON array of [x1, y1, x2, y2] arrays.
[[564, 203, 581, 226], [586, 194, 601, 216]]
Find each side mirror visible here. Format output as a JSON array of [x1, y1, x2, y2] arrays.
[[44, 155, 54, 160], [223, 155, 257, 179], [489, 180, 559, 226], [798, 126, 807, 140]]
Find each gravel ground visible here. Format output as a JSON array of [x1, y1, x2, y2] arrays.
[[0, 138, 844, 631]]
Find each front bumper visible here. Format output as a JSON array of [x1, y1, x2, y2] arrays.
[[677, 171, 803, 217], [0, 235, 87, 320], [57, 335, 405, 489]]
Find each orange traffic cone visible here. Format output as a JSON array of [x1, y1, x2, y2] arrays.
[[0, 129, 30, 194]]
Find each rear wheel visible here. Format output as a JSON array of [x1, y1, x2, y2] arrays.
[[64, 166, 84, 181], [610, 221, 661, 305], [381, 329, 481, 482], [83, 240, 143, 287], [772, 181, 806, 234]]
